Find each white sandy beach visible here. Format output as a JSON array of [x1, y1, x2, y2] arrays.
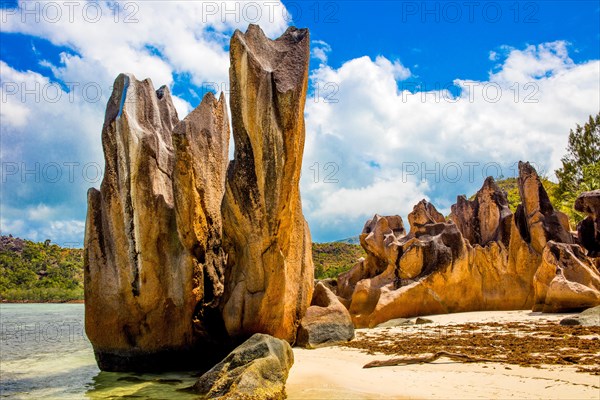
[[286, 310, 600, 400]]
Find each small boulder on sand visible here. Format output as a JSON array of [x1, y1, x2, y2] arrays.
[[560, 305, 600, 326], [296, 282, 355, 348], [193, 333, 293, 400]]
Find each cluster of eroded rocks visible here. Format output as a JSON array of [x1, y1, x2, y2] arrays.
[[332, 166, 600, 328]]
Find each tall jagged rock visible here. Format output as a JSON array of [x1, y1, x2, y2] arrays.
[[86, 25, 315, 371], [450, 177, 512, 246], [221, 24, 314, 342], [517, 161, 573, 252], [84, 75, 231, 371], [172, 92, 231, 345], [85, 74, 187, 371]]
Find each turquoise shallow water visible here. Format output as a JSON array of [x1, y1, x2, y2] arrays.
[[0, 304, 201, 399]]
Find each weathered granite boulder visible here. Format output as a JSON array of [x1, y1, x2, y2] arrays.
[[575, 190, 600, 257], [296, 282, 354, 348], [193, 333, 293, 400], [221, 24, 314, 342], [560, 305, 600, 326], [533, 241, 600, 312]]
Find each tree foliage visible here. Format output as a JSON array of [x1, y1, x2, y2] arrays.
[[553, 113, 600, 222], [0, 236, 84, 302], [313, 242, 366, 279]]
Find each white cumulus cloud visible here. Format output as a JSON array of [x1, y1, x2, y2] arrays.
[[302, 41, 600, 241]]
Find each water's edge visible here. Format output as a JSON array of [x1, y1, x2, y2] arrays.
[[0, 304, 200, 399]]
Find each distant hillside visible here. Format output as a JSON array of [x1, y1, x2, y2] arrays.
[[313, 242, 366, 279], [0, 235, 84, 302], [0, 235, 366, 301], [335, 236, 360, 245]]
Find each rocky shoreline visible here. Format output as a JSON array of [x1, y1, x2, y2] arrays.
[[80, 24, 600, 398]]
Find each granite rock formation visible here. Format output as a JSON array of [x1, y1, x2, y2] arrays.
[[193, 333, 294, 399], [172, 92, 231, 345], [575, 190, 600, 257], [296, 282, 355, 348], [450, 177, 512, 246], [221, 24, 314, 342], [84, 74, 193, 371], [85, 24, 314, 372], [533, 241, 600, 312], [337, 162, 600, 327]]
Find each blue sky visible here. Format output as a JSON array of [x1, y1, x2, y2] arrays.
[[1, 1, 599, 245]]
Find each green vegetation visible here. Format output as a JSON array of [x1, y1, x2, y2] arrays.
[[1, 235, 365, 301], [313, 242, 366, 279], [553, 113, 600, 223], [0, 236, 84, 302]]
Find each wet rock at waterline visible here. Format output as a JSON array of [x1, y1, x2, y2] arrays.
[[84, 74, 200, 371]]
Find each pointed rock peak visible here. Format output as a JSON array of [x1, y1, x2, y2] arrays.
[[518, 161, 537, 177], [231, 24, 309, 93], [177, 91, 226, 124], [240, 23, 267, 38], [104, 73, 179, 132], [104, 73, 130, 124], [518, 161, 554, 215], [475, 176, 510, 210], [156, 85, 169, 99], [482, 176, 499, 190], [203, 90, 217, 102], [408, 199, 445, 234], [240, 23, 308, 44]]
